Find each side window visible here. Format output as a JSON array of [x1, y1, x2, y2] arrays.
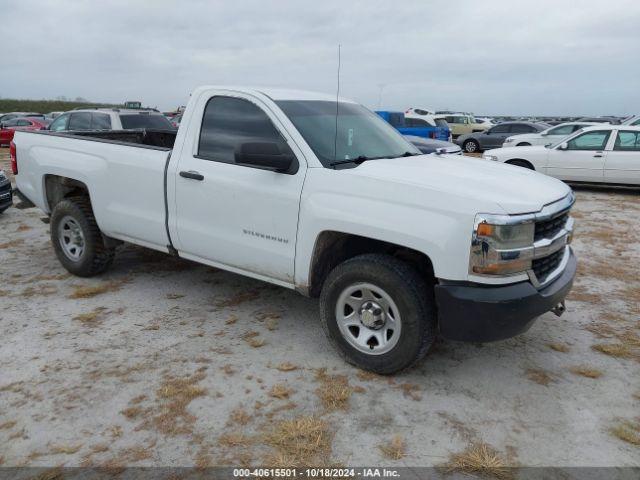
[[198, 96, 290, 166], [567, 131, 611, 150], [491, 124, 510, 134], [510, 124, 534, 134], [632, 119, 640, 126], [49, 114, 69, 132], [68, 113, 92, 130], [614, 131, 640, 151], [91, 113, 112, 130], [445, 116, 455, 123], [548, 125, 575, 136], [16, 120, 32, 126], [3, 119, 20, 127]]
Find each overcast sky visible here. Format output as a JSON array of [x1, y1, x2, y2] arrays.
[[2, 0, 639, 115]]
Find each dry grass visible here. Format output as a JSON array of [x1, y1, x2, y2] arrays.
[[73, 307, 107, 326], [149, 372, 207, 435], [263, 416, 333, 468], [121, 406, 144, 419], [50, 444, 82, 455], [378, 435, 407, 460], [0, 239, 24, 249], [609, 420, 640, 446], [20, 284, 58, 297], [275, 362, 298, 372], [219, 432, 252, 448], [247, 337, 266, 348], [315, 369, 352, 411], [269, 383, 294, 400], [525, 368, 555, 386], [548, 342, 570, 353], [0, 421, 17, 430], [165, 293, 184, 299], [397, 383, 422, 401], [445, 443, 511, 479], [592, 343, 635, 360], [569, 366, 603, 379], [68, 280, 126, 299], [356, 370, 383, 381], [230, 407, 251, 426], [225, 314, 238, 325], [216, 290, 260, 308]]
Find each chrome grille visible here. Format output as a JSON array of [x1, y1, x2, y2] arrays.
[[532, 248, 564, 284], [535, 212, 569, 241]]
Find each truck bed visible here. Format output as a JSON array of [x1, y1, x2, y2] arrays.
[[30, 128, 178, 150]]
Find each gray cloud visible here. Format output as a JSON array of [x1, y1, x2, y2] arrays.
[[2, 0, 639, 115]]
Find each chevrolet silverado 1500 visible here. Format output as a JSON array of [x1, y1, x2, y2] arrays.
[[12, 86, 577, 373]]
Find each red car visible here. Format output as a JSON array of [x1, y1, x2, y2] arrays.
[[0, 117, 50, 146]]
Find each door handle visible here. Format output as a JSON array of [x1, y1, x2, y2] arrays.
[[593, 152, 603, 158], [179, 170, 204, 181]]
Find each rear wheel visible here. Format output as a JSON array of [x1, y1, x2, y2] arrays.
[[506, 159, 534, 170], [50, 196, 115, 277], [463, 139, 480, 153], [319, 254, 436, 374]]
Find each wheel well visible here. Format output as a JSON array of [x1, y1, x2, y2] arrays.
[[516, 142, 531, 146], [506, 159, 535, 170], [307, 231, 435, 298], [44, 175, 91, 211]]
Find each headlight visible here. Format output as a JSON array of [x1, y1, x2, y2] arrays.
[[483, 154, 498, 161], [504, 138, 514, 143], [469, 215, 535, 276]]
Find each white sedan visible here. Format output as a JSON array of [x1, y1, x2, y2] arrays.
[[502, 122, 597, 147], [483, 125, 640, 186]]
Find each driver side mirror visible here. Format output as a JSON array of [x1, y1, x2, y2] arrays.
[[235, 142, 296, 174], [557, 142, 568, 150]]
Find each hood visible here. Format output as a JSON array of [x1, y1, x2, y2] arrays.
[[349, 154, 570, 214]]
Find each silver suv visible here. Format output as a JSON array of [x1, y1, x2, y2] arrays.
[[48, 108, 174, 132]]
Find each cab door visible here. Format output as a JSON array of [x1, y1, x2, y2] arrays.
[[605, 130, 640, 185], [172, 92, 306, 285], [546, 130, 611, 182]]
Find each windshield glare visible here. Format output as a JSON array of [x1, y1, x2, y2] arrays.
[[276, 100, 419, 166]]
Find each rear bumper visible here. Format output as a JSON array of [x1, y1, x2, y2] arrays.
[[434, 248, 576, 342]]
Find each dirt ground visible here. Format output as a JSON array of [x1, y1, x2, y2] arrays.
[[0, 148, 639, 471]]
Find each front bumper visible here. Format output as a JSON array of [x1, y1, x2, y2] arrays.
[[434, 248, 576, 342]]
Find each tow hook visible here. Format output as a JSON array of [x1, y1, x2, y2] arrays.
[[551, 301, 566, 317]]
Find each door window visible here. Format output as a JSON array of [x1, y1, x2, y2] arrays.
[[510, 124, 535, 134], [566, 131, 611, 150], [614, 131, 640, 151], [405, 118, 429, 127], [198, 96, 289, 165], [91, 113, 112, 130], [548, 125, 576, 136], [68, 113, 92, 130], [490, 124, 510, 134], [49, 114, 70, 132]]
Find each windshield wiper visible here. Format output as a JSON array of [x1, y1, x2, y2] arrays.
[[394, 151, 419, 158], [329, 155, 377, 168]]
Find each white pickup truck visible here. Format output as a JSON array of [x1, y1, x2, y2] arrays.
[[12, 86, 577, 374]]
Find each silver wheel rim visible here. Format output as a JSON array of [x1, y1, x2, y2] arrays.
[[466, 141, 477, 152], [335, 282, 402, 355], [58, 215, 85, 261]]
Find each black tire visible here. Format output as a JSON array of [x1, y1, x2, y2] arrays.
[[0, 207, 7, 214], [50, 196, 115, 277], [516, 142, 531, 147], [463, 139, 480, 153], [319, 254, 436, 374], [506, 159, 534, 170]]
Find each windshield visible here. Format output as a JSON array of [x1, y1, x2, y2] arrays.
[[119, 114, 174, 130], [276, 100, 419, 167]]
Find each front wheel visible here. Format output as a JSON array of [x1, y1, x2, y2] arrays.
[[50, 197, 115, 277], [319, 254, 436, 374], [463, 139, 480, 153]]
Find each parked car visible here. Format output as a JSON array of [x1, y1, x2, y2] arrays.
[[0, 112, 44, 124], [434, 113, 488, 139], [13, 86, 576, 374], [622, 115, 640, 126], [168, 114, 182, 128], [405, 107, 435, 116], [376, 111, 450, 141], [502, 122, 598, 148], [458, 122, 549, 153], [47, 108, 175, 132], [576, 116, 621, 125], [0, 117, 50, 146], [475, 117, 495, 126], [483, 125, 640, 186], [403, 135, 462, 155], [0, 168, 12, 213], [46, 111, 64, 119]]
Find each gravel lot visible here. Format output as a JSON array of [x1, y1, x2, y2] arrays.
[[0, 148, 638, 471]]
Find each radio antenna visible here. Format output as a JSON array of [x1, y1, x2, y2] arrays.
[[333, 44, 341, 161]]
